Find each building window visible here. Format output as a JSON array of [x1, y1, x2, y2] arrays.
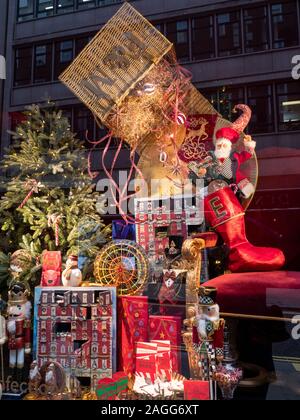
[[57, 0, 74, 14], [34, 44, 52, 83], [18, 0, 34, 21], [217, 11, 242, 57], [166, 20, 189, 62], [77, 0, 96, 9], [54, 40, 73, 79], [247, 84, 274, 133], [271, 1, 299, 48], [192, 15, 215, 60], [99, 0, 122, 5], [74, 106, 95, 142], [244, 6, 269, 53], [75, 35, 93, 55], [201, 86, 245, 121], [154, 23, 165, 35], [277, 81, 300, 131], [14, 47, 32, 86], [220, 86, 245, 121], [37, 0, 54, 18], [201, 88, 218, 110]]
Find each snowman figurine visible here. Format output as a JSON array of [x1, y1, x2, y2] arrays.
[[62, 255, 82, 287]]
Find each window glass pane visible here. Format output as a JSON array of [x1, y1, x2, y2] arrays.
[[247, 84, 274, 133], [99, 0, 122, 6], [271, 2, 299, 48], [219, 86, 245, 121], [54, 40, 73, 79], [217, 11, 241, 57], [18, 0, 34, 21], [244, 6, 269, 52], [14, 47, 32, 86], [201, 88, 218, 109], [37, 0, 54, 17], [77, 0, 96, 9], [61, 107, 73, 126], [74, 106, 95, 143], [192, 15, 215, 60], [166, 20, 189, 62], [75, 36, 93, 55], [277, 81, 300, 131], [57, 0, 74, 14], [154, 23, 164, 35], [34, 44, 52, 83], [201, 86, 245, 121]]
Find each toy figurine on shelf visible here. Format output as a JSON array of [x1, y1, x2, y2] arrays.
[[6, 282, 32, 376], [0, 297, 7, 399], [62, 255, 82, 287], [0, 296, 7, 347], [193, 287, 225, 394], [41, 251, 62, 287]]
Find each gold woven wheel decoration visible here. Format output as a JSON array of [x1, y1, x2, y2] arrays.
[[94, 240, 149, 296]]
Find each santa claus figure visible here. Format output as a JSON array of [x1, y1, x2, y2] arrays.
[[62, 255, 82, 287], [193, 287, 225, 382], [6, 282, 32, 370], [189, 105, 256, 199], [189, 104, 285, 273]]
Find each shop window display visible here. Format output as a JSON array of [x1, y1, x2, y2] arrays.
[[1, 2, 300, 402]]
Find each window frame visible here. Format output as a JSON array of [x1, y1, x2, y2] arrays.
[[276, 80, 300, 132], [217, 10, 242, 57], [191, 14, 216, 61], [14, 46, 33, 87], [33, 43, 53, 83], [243, 4, 270, 53]]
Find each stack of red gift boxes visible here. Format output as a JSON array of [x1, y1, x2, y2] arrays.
[[117, 296, 182, 376]]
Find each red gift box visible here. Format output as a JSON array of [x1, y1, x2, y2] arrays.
[[41, 251, 62, 287], [151, 340, 172, 381], [184, 380, 211, 400], [135, 341, 158, 383], [118, 296, 149, 374], [149, 315, 182, 372]]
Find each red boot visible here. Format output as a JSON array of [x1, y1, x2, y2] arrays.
[[204, 187, 285, 273]]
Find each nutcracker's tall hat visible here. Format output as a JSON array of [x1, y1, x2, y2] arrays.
[[214, 104, 252, 144], [8, 282, 29, 305], [198, 286, 218, 306]]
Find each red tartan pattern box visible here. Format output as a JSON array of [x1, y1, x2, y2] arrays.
[[118, 296, 149, 374], [148, 315, 182, 372]]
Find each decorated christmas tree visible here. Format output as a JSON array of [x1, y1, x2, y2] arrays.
[[0, 103, 110, 294]]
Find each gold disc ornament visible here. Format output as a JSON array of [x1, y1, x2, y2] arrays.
[[94, 240, 149, 296]]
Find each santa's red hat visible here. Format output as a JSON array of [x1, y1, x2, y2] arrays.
[[215, 127, 240, 144]]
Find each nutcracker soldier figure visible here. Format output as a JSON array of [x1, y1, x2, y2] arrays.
[[0, 297, 7, 398], [6, 283, 32, 374], [193, 287, 225, 392]]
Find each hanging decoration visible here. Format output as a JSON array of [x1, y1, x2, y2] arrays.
[[18, 179, 43, 209], [48, 214, 63, 247]]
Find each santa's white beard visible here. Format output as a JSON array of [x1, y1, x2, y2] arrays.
[[214, 147, 231, 160]]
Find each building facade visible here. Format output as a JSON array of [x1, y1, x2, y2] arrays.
[[0, 0, 9, 140], [1, 0, 300, 268]]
